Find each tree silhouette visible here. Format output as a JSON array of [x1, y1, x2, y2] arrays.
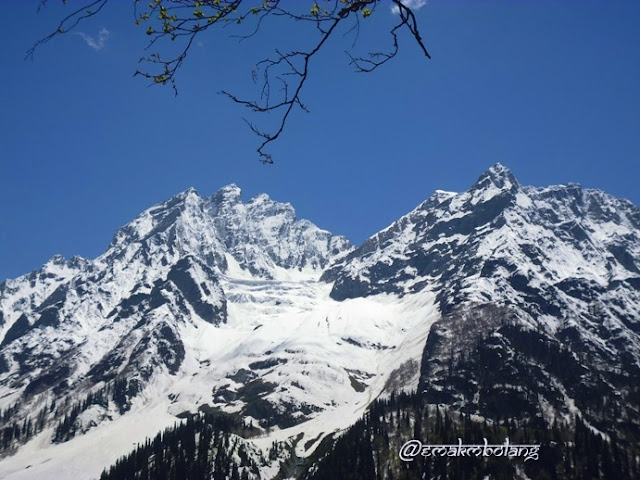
[[29, 1, 430, 163]]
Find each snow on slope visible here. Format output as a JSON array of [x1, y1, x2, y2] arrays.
[[0, 185, 353, 403], [0, 183, 431, 479], [324, 163, 640, 444], [0, 255, 91, 341], [326, 163, 640, 310], [0, 273, 438, 480], [2, 165, 640, 478]]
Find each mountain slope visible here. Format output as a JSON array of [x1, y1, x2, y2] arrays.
[[0, 166, 639, 479], [324, 163, 640, 444], [0, 186, 352, 404], [0, 185, 436, 479]]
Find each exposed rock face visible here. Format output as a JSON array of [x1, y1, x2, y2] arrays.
[[325, 163, 640, 443], [1, 166, 639, 479], [0, 185, 352, 440]]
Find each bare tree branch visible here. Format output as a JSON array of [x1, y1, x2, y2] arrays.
[[27, 0, 109, 60], [29, 0, 431, 163]]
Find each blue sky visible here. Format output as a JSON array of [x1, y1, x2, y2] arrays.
[[1, 0, 639, 281]]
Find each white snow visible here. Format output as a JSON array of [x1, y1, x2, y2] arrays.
[[0, 274, 439, 479], [2, 173, 640, 479]]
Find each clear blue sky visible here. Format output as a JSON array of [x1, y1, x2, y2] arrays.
[[1, 1, 639, 281]]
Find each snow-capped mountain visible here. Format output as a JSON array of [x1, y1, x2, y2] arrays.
[[0, 185, 431, 479], [0, 165, 639, 479], [325, 163, 640, 443]]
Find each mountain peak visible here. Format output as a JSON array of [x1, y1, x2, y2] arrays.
[[218, 183, 241, 195], [471, 163, 519, 192], [3, 167, 640, 480], [429, 190, 457, 204], [172, 187, 200, 200], [488, 162, 508, 174], [211, 184, 242, 207], [46, 254, 67, 266]]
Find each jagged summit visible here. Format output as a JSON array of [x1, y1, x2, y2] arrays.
[[102, 184, 352, 280], [215, 183, 241, 195], [487, 161, 513, 177], [1, 166, 639, 480], [210, 183, 242, 208], [165, 186, 200, 204], [325, 164, 640, 303], [469, 162, 519, 193], [182, 186, 199, 196]]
